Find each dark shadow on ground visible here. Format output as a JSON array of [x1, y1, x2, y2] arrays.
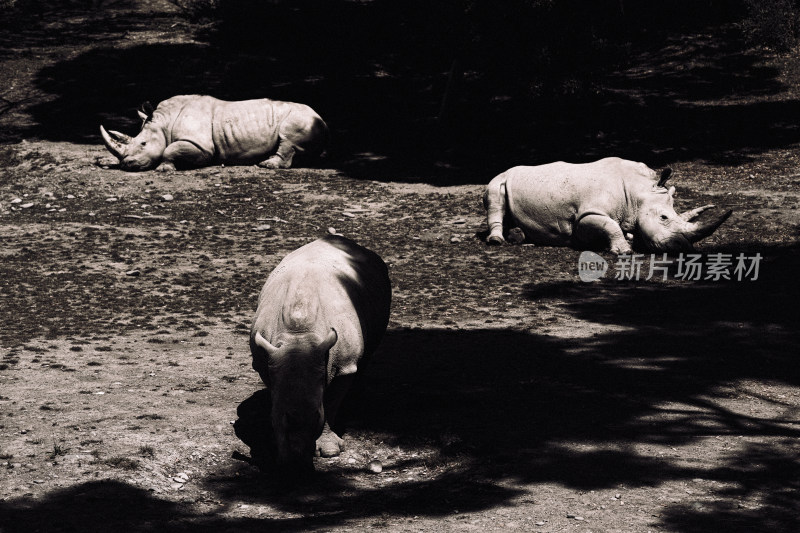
[[5, 2, 800, 183], [3, 245, 798, 530], [222, 245, 800, 530]]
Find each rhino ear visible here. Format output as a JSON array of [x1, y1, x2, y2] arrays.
[[657, 167, 673, 188], [322, 328, 338, 352], [138, 101, 154, 121], [254, 331, 280, 357]]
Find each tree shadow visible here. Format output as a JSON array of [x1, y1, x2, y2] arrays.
[[224, 245, 799, 529], [6, 1, 800, 182]]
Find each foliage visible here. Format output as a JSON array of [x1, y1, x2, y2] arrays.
[[741, 0, 800, 51], [167, 0, 221, 22]]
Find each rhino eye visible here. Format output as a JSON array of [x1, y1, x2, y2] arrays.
[[660, 215, 668, 221], [140, 141, 147, 146]]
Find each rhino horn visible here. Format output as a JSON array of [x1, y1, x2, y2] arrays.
[[99, 125, 129, 160], [683, 209, 732, 243], [254, 331, 280, 356], [657, 167, 673, 188], [680, 204, 715, 222]]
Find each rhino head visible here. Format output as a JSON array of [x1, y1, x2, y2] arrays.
[[253, 328, 337, 474], [633, 170, 732, 252], [100, 102, 167, 171]]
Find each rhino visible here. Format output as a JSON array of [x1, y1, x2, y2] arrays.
[[100, 95, 328, 171], [249, 235, 391, 474], [483, 157, 732, 253]]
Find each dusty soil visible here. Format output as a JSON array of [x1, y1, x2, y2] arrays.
[[1, 2, 799, 532]]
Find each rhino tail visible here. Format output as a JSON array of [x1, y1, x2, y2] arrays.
[[485, 175, 508, 244]]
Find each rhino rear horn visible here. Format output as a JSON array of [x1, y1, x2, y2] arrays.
[[657, 167, 673, 188], [100, 125, 129, 160], [684, 209, 733, 243], [680, 204, 715, 222]]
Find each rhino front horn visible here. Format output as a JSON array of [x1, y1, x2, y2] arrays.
[[100, 125, 129, 160], [684, 209, 733, 243]]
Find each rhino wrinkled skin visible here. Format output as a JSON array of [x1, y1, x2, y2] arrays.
[[100, 95, 328, 171], [249, 235, 391, 473], [484, 157, 732, 253]]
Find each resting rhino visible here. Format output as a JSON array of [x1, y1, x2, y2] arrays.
[[249, 235, 391, 473], [484, 157, 732, 253], [100, 95, 328, 171]]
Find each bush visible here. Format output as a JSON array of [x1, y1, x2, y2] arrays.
[[742, 0, 800, 51], [168, 0, 221, 22]]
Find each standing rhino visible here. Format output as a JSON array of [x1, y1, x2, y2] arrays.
[[249, 235, 391, 473], [100, 95, 328, 171], [484, 157, 732, 253]]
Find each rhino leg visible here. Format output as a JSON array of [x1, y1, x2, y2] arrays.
[[574, 214, 632, 254], [258, 138, 296, 169], [316, 423, 345, 457], [160, 140, 213, 171], [484, 177, 507, 244], [315, 373, 355, 458]]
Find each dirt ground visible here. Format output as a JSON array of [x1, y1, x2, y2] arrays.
[[1, 2, 799, 532]]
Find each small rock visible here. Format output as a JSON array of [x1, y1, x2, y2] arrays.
[[125, 269, 141, 277], [347, 458, 356, 464], [21, 203, 34, 208], [66, 194, 75, 199], [367, 460, 383, 474], [535, 522, 545, 526], [105, 197, 118, 202], [161, 194, 174, 202], [327, 227, 340, 235], [32, 479, 45, 484], [11, 198, 22, 204], [449, 236, 461, 243], [252, 224, 271, 232], [452, 219, 466, 225]]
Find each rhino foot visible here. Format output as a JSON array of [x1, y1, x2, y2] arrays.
[[257, 156, 291, 169], [609, 242, 633, 255], [507, 227, 526, 244], [155, 161, 176, 172], [315, 425, 345, 458], [487, 234, 505, 245]]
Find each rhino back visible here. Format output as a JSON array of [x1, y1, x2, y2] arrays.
[[505, 158, 639, 242], [252, 236, 391, 379], [211, 99, 285, 163], [160, 95, 218, 153]]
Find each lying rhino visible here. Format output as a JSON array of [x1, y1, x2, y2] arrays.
[[249, 235, 391, 473], [100, 95, 328, 171], [484, 157, 732, 253]]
